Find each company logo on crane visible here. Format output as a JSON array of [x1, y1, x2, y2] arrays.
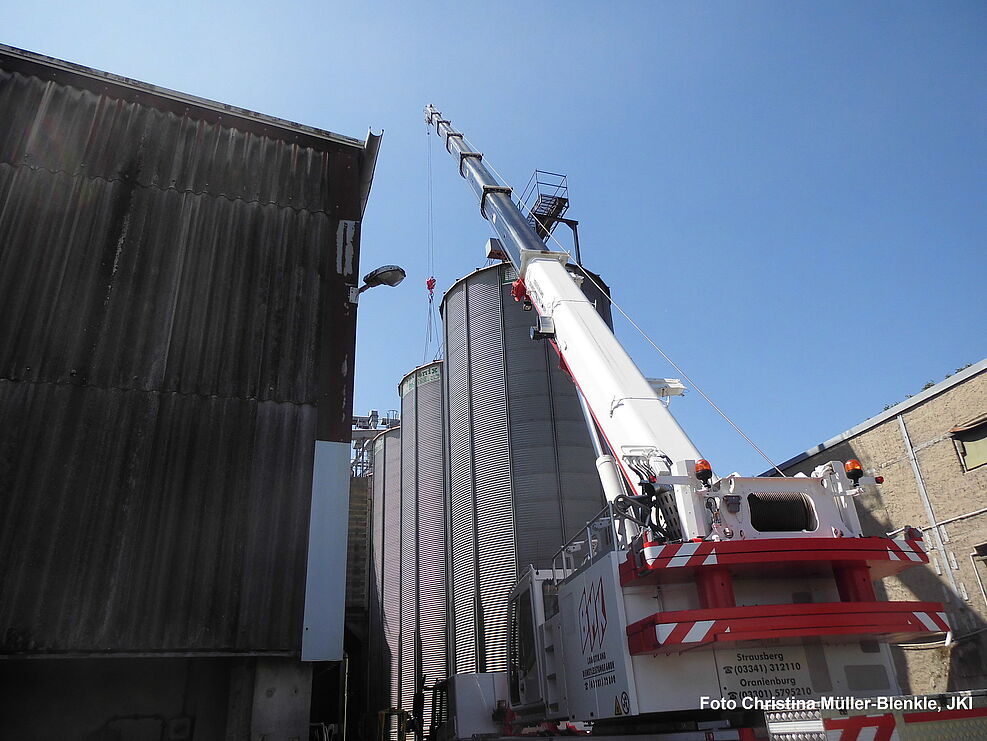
[[579, 577, 608, 654]]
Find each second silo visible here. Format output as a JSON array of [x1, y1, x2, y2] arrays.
[[369, 426, 401, 721], [398, 362, 447, 724], [441, 261, 613, 674]]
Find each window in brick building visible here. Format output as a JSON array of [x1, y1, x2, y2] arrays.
[[951, 413, 987, 472], [972, 544, 987, 608]]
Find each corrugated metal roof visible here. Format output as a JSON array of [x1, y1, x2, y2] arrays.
[[0, 43, 366, 151], [0, 69, 346, 213], [0, 49, 370, 654]]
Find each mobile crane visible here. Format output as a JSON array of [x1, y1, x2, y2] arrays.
[[423, 106, 983, 741]]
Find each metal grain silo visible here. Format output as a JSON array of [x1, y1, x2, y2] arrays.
[[398, 362, 446, 726], [370, 426, 401, 720], [441, 261, 613, 674]]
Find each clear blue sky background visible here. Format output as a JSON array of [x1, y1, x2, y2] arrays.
[[5, 2, 985, 475]]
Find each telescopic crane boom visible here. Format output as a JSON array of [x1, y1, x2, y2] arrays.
[[424, 105, 952, 740], [424, 104, 705, 527]]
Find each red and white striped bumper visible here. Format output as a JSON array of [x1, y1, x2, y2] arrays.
[[823, 705, 987, 740], [621, 536, 929, 586], [626, 601, 950, 655]]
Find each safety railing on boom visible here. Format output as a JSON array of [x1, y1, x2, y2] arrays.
[[519, 170, 570, 241]]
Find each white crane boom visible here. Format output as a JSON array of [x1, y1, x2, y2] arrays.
[[424, 105, 702, 526], [424, 105, 952, 741]]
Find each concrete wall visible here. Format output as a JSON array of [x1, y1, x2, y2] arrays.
[[779, 367, 987, 693], [0, 656, 313, 741]]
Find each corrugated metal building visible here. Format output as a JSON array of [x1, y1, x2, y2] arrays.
[[441, 262, 612, 675], [0, 45, 379, 739]]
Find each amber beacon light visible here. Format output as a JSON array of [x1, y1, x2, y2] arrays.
[[695, 458, 713, 485], [844, 458, 864, 485]]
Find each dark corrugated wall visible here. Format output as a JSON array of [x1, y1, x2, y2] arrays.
[[0, 52, 368, 654]]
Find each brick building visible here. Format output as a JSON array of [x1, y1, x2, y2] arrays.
[[771, 358, 987, 694]]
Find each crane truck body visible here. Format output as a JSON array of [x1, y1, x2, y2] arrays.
[[423, 105, 985, 741]]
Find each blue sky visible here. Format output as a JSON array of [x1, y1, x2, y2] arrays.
[[5, 1, 985, 475]]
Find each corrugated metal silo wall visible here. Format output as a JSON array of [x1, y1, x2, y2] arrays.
[[398, 362, 446, 725], [399, 383, 418, 714], [370, 427, 401, 717], [0, 49, 369, 654], [441, 262, 612, 674], [371, 427, 403, 728], [443, 282, 481, 674]]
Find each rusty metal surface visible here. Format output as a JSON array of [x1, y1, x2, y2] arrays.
[[0, 48, 369, 654]]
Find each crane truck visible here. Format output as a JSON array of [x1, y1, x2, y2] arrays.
[[422, 105, 986, 741]]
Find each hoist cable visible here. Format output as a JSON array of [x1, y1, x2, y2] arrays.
[[423, 124, 439, 365], [426, 125, 435, 279], [458, 135, 786, 477]]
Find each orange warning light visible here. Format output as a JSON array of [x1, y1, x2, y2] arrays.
[[695, 459, 713, 485], [845, 459, 864, 484]]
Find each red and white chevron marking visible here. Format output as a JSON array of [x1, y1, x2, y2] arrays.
[[824, 706, 987, 740], [911, 610, 950, 632], [638, 537, 928, 570], [648, 609, 948, 648], [655, 619, 730, 646], [886, 537, 926, 562], [642, 540, 718, 568], [824, 713, 898, 741]]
